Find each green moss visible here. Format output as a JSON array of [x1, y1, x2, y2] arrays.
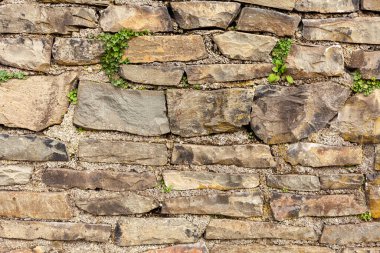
[[352, 71, 380, 96], [0, 70, 26, 83], [67, 88, 78, 104]]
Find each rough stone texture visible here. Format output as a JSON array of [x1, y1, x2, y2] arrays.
[[124, 35, 207, 63], [120, 65, 184, 86], [270, 193, 367, 221], [237, 7, 301, 36], [52, 38, 103, 66], [0, 37, 52, 72], [0, 72, 78, 131], [74, 81, 170, 136], [42, 168, 156, 191], [205, 219, 318, 241], [343, 248, 380, 253], [266, 174, 320, 191], [143, 242, 208, 253], [295, 0, 359, 13], [369, 184, 380, 219], [171, 2, 240, 29], [76, 193, 158, 215], [99, 5, 172, 33], [320, 223, 380, 245], [348, 50, 380, 79], [0, 165, 32, 186], [284, 143, 363, 167], [320, 174, 364, 190], [116, 218, 200, 246], [377, 146, 380, 170], [0, 135, 68, 162], [0, 191, 72, 220], [251, 83, 350, 144], [303, 17, 380, 44], [162, 191, 263, 217], [172, 144, 275, 168], [0, 4, 97, 34], [185, 64, 272, 84], [286, 44, 345, 79], [233, 0, 295, 10], [38, 0, 110, 5], [213, 32, 277, 62], [362, 0, 380, 11], [211, 244, 334, 253], [167, 89, 254, 137], [78, 139, 167, 165], [335, 90, 380, 144], [163, 171, 260, 190], [0, 220, 111, 242]]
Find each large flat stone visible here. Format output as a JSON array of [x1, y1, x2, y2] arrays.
[[266, 174, 320, 191], [233, 0, 295, 10], [211, 244, 334, 253], [0, 72, 78, 131], [167, 89, 254, 137], [0, 165, 32, 186], [74, 81, 169, 136], [295, 0, 359, 13], [143, 242, 208, 253], [320, 223, 380, 245], [320, 174, 364, 190], [362, 0, 380, 11], [348, 50, 380, 79]]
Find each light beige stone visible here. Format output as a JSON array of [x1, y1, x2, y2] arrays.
[[295, 0, 359, 13], [38, 0, 110, 5], [320, 223, 380, 245], [0, 165, 32, 186], [211, 244, 334, 253], [233, 0, 295, 10], [266, 174, 320, 191], [348, 50, 380, 79], [319, 174, 364, 190], [362, 0, 380, 11], [143, 242, 208, 253]]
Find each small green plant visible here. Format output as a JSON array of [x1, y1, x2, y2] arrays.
[[352, 71, 380, 96], [67, 89, 78, 104], [281, 187, 289, 193], [248, 132, 255, 140], [359, 211, 372, 222], [159, 179, 173, 193], [193, 84, 202, 90], [268, 38, 294, 84], [0, 70, 26, 83], [76, 127, 85, 133], [180, 76, 189, 88]]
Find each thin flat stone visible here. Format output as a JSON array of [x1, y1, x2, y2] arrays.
[[266, 174, 320, 191], [319, 174, 364, 190], [348, 50, 380, 79], [295, 0, 359, 13], [233, 0, 295, 10], [320, 223, 380, 245], [211, 244, 334, 253], [38, 0, 110, 5], [362, 0, 380, 11], [343, 248, 380, 253], [143, 242, 208, 253], [0, 165, 32, 186]]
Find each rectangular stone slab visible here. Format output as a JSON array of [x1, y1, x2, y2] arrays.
[[295, 0, 359, 13], [0, 165, 32, 186], [343, 248, 380, 253], [233, 0, 295, 10], [143, 242, 208, 253], [362, 0, 380, 11], [319, 174, 364, 190], [320, 223, 380, 244], [348, 50, 380, 79], [211, 244, 334, 253], [266, 174, 320, 191]]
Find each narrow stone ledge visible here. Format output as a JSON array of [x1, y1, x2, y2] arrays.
[[320, 223, 380, 244], [211, 244, 334, 253], [38, 0, 110, 6], [343, 248, 380, 253], [348, 50, 380, 79], [295, 0, 359, 13], [143, 242, 208, 253], [233, 0, 295, 10], [320, 174, 364, 190], [266, 174, 320, 191]]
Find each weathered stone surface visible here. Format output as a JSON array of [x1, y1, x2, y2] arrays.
[[52, 38, 103, 66], [335, 90, 380, 143], [5, 249, 34, 253], [284, 143, 362, 167], [120, 64, 184, 86], [205, 219, 318, 241], [320, 174, 364, 190], [320, 223, 380, 244], [42, 168, 156, 191], [0, 191, 72, 220], [295, 0, 359, 13], [186, 64, 272, 84], [0, 165, 32, 186], [74, 81, 170, 136], [38, 0, 110, 6], [172, 144, 275, 168], [76, 193, 158, 215], [237, 7, 301, 36], [0, 135, 68, 162], [116, 218, 200, 246], [377, 146, 380, 170], [0, 72, 78, 131], [343, 248, 380, 253], [162, 192, 263, 217], [369, 184, 380, 219], [362, 0, 380, 11], [0, 4, 97, 34], [211, 244, 334, 253], [124, 35, 207, 63], [167, 89, 254, 137], [99, 5, 172, 33], [163, 171, 260, 190], [303, 17, 380, 44], [348, 50, 380, 79], [213, 32, 277, 62], [0, 220, 111, 242], [144, 242, 208, 253], [234, 0, 295, 10], [266, 174, 320, 191], [0, 37, 52, 72], [286, 44, 345, 78], [251, 83, 350, 144], [171, 2, 240, 29]]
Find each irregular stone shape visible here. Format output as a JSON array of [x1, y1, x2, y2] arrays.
[[320, 174, 364, 190], [320, 223, 380, 245], [120, 64, 184, 86], [362, 0, 380, 11], [237, 7, 301, 36], [116, 218, 200, 246], [163, 170, 259, 190], [76, 193, 158, 215], [0, 37, 52, 72], [100, 5, 172, 33], [0, 191, 72, 220], [295, 0, 359, 13], [38, 0, 110, 6], [0, 165, 32, 186], [78, 139, 167, 165], [348, 50, 380, 79], [52, 38, 103, 66], [0, 4, 97, 34], [213, 32, 277, 62], [303, 17, 380, 44], [233, 0, 295, 10], [171, 1, 240, 29], [266, 174, 320, 191], [0, 220, 110, 242], [43, 168, 156, 191], [285, 143, 362, 167], [286, 44, 345, 79], [377, 145, 380, 170], [162, 192, 263, 217], [167, 89, 254, 137], [270, 193, 367, 221], [369, 184, 380, 219], [144, 242, 208, 253], [251, 83, 350, 144], [0, 135, 68, 162], [205, 219, 318, 241], [0, 72, 78, 131], [186, 64, 272, 84], [343, 248, 380, 253], [335, 90, 380, 143], [124, 35, 207, 63], [211, 244, 334, 253], [74, 81, 170, 136]]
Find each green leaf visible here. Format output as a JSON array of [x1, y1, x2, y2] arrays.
[[286, 75, 294, 84], [268, 73, 280, 83]]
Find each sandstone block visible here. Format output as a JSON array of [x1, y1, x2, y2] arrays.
[[233, 0, 295, 10], [320, 223, 380, 244], [295, 0, 359, 13], [211, 244, 334, 253], [348, 50, 380, 79], [362, 0, 380, 11], [0, 165, 32, 186], [320, 174, 364, 190], [266, 174, 320, 191], [143, 242, 208, 253]]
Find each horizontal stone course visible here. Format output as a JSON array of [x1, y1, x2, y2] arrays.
[[0, 165, 32, 186], [295, 0, 359, 13], [320, 174, 364, 190], [143, 242, 208, 253], [266, 174, 320, 191], [38, 0, 110, 5], [234, 0, 295, 10], [211, 244, 334, 253], [362, 0, 380, 11], [320, 223, 380, 244]]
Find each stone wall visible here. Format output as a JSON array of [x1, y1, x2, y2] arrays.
[[0, 0, 380, 252]]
